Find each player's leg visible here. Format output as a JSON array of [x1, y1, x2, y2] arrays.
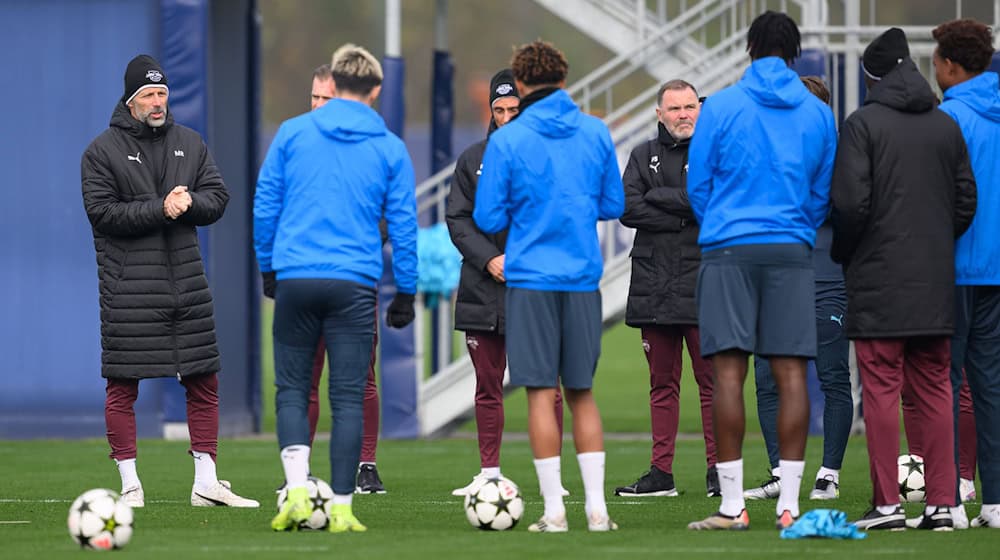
[[307, 339, 324, 445], [271, 279, 326, 529], [904, 336, 955, 531], [105, 378, 142, 506], [852, 338, 907, 530], [958, 376, 977, 500], [687, 245, 756, 531], [684, 326, 720, 497], [356, 320, 384, 494], [810, 290, 851, 500], [452, 330, 507, 496], [965, 286, 1000, 528], [615, 325, 682, 497], [324, 280, 376, 532], [561, 290, 615, 531]]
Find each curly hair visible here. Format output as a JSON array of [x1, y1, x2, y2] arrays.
[[511, 40, 569, 86], [747, 10, 801, 63], [933, 19, 994, 73], [800, 76, 830, 105]]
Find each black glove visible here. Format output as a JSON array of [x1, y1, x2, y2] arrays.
[[262, 271, 277, 299], [386, 292, 416, 328]]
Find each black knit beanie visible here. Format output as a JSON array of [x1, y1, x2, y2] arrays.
[[489, 69, 519, 107], [123, 54, 169, 105], [863, 28, 910, 80]]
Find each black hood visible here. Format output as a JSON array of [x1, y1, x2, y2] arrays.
[[864, 58, 936, 114], [110, 100, 173, 140]]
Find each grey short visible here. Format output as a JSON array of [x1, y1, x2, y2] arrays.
[[505, 288, 602, 389], [697, 243, 816, 358]]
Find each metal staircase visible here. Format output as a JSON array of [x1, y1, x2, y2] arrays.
[[414, 0, 997, 437]]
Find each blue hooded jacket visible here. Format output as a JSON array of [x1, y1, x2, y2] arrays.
[[939, 71, 1000, 285], [474, 89, 624, 291], [253, 98, 418, 293], [687, 57, 836, 251]]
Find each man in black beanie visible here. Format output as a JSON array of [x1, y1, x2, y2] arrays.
[[445, 68, 567, 496], [831, 28, 977, 531], [81, 54, 258, 509]]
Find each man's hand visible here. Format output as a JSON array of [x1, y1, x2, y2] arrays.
[[163, 186, 192, 219], [486, 254, 505, 283], [386, 292, 416, 328], [261, 271, 277, 299]]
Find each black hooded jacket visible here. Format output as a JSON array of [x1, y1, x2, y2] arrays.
[[620, 122, 700, 326], [81, 102, 229, 378], [831, 58, 977, 338], [446, 122, 509, 334]]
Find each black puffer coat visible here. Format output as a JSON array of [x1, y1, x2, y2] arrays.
[[446, 138, 508, 334], [620, 123, 700, 326], [831, 59, 977, 338], [81, 102, 229, 378]]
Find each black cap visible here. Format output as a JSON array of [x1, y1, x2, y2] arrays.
[[489, 69, 518, 107], [123, 54, 168, 105], [863, 28, 910, 80]]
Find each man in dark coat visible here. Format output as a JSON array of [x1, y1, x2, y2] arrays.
[[81, 54, 257, 509], [445, 68, 566, 496], [615, 79, 719, 499], [830, 28, 977, 531]]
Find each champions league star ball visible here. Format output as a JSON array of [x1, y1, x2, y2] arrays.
[[898, 454, 926, 503], [275, 476, 335, 530], [67, 489, 133, 550], [464, 477, 524, 531]]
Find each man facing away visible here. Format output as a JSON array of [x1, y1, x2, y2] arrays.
[[255, 44, 417, 533], [831, 27, 976, 531], [685, 11, 837, 531], [932, 18, 1000, 529], [474, 40, 624, 532], [616, 79, 720, 499], [446, 68, 566, 496], [81, 54, 258, 509]]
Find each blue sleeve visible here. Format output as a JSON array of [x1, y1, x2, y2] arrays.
[[385, 141, 419, 294], [473, 137, 511, 234], [598, 129, 625, 220], [252, 124, 288, 273], [686, 100, 717, 224], [808, 110, 836, 230]]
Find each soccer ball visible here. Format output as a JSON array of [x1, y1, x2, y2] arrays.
[[898, 454, 926, 503], [275, 476, 334, 530], [463, 477, 524, 531], [67, 488, 133, 550]]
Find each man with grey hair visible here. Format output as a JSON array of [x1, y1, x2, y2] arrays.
[[616, 80, 719, 499], [256, 44, 417, 533]]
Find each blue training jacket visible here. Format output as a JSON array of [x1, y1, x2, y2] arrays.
[[253, 98, 418, 293], [687, 57, 836, 251], [939, 71, 1000, 285], [474, 89, 625, 292]]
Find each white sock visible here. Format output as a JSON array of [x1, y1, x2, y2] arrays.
[[717, 459, 745, 517], [815, 466, 839, 483], [533, 456, 565, 520], [359, 461, 375, 467], [925, 505, 946, 515], [332, 493, 353, 506], [771, 465, 781, 478], [116, 458, 140, 490], [481, 466, 501, 479], [280, 445, 310, 489], [776, 460, 804, 517], [577, 451, 608, 520], [877, 503, 900, 515], [192, 451, 218, 490]]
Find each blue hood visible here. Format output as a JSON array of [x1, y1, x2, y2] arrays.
[[311, 98, 387, 142], [738, 57, 810, 109], [516, 90, 581, 138], [943, 71, 1000, 123]]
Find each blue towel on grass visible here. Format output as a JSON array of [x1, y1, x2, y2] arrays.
[[780, 509, 867, 540]]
